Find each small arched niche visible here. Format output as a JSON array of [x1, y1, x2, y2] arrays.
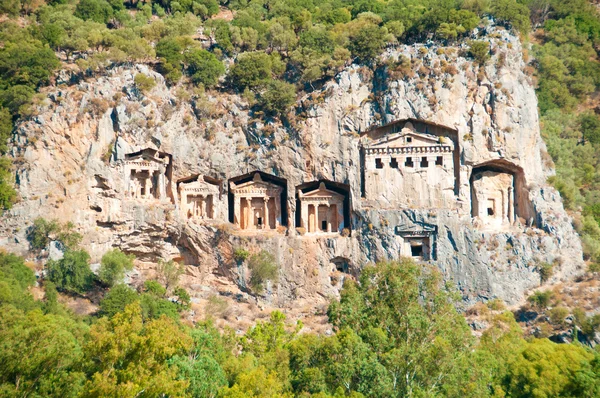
[[470, 159, 534, 227], [228, 171, 288, 230], [295, 180, 351, 235]]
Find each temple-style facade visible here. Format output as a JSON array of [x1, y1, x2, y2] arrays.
[[361, 120, 459, 209], [124, 148, 173, 202], [177, 175, 223, 221], [296, 181, 349, 234], [229, 172, 286, 231]]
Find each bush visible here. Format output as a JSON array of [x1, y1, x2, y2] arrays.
[[156, 259, 185, 291], [184, 49, 225, 87], [134, 74, 156, 94], [548, 306, 569, 326], [140, 292, 180, 320], [98, 249, 135, 287], [28, 218, 82, 251], [99, 284, 139, 318], [247, 250, 278, 293], [527, 290, 554, 310], [0, 157, 16, 211], [490, 0, 531, 34], [538, 262, 554, 283], [47, 250, 94, 294], [349, 24, 386, 62], [173, 287, 191, 309], [468, 40, 490, 65], [0, 251, 35, 290], [228, 52, 284, 92], [144, 280, 167, 297], [233, 248, 250, 263], [74, 0, 114, 23], [257, 80, 296, 117]]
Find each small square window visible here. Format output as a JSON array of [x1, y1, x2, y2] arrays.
[[405, 157, 414, 167], [406, 137, 413, 143], [421, 157, 429, 167], [375, 158, 384, 169], [436, 156, 443, 166], [390, 158, 399, 168]]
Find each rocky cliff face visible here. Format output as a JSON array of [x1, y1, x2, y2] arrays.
[[0, 26, 584, 320]]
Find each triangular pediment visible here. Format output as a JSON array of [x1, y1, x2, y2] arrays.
[[232, 180, 282, 192], [368, 131, 442, 148], [302, 184, 345, 199]]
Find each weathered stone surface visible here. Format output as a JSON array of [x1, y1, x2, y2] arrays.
[[0, 26, 584, 311]]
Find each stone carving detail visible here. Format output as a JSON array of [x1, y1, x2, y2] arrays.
[[298, 182, 346, 234], [395, 223, 437, 261], [177, 175, 223, 221], [229, 172, 284, 231], [362, 121, 458, 209], [123, 148, 172, 202]]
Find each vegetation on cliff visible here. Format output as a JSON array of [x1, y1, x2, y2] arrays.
[[2, 250, 600, 397]]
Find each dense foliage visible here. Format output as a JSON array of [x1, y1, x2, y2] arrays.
[[2, 252, 600, 397]]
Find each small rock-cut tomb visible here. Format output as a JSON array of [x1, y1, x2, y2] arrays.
[[229, 172, 286, 230], [470, 159, 533, 228], [177, 175, 222, 221], [396, 224, 436, 261], [124, 148, 172, 202], [471, 170, 515, 227], [296, 181, 349, 234], [361, 120, 459, 209]]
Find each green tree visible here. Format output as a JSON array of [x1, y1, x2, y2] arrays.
[[247, 250, 278, 293], [156, 259, 184, 291], [468, 40, 490, 65], [348, 24, 386, 63], [98, 248, 135, 286], [326, 259, 490, 397], [580, 112, 600, 144], [184, 48, 225, 87], [47, 250, 94, 294], [133, 73, 156, 94], [0, 157, 16, 211], [258, 79, 296, 117], [228, 52, 284, 92], [82, 303, 192, 397], [98, 284, 139, 318], [74, 0, 114, 23], [490, 0, 531, 34]]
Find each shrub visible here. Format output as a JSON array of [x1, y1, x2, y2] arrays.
[[98, 249, 135, 287], [134, 73, 156, 94], [257, 80, 296, 117], [573, 307, 600, 336], [184, 49, 225, 87], [349, 24, 386, 63], [228, 52, 284, 92], [490, 0, 531, 34], [548, 306, 569, 326], [538, 262, 554, 283], [247, 250, 278, 293], [468, 40, 490, 65], [0, 157, 16, 211], [99, 284, 139, 318], [74, 0, 114, 23], [233, 248, 250, 263], [0, 251, 36, 289], [527, 290, 554, 310], [144, 280, 167, 297], [47, 249, 94, 294], [140, 292, 180, 320], [28, 218, 82, 251], [173, 287, 191, 309], [156, 259, 185, 291]]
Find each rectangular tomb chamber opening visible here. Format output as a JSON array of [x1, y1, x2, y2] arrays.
[[296, 180, 350, 235]]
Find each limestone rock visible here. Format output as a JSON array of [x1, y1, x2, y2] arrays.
[[0, 25, 584, 311]]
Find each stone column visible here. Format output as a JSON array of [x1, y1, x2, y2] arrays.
[[301, 201, 308, 229], [145, 175, 152, 199], [327, 204, 332, 232], [180, 189, 187, 217], [263, 197, 270, 229], [508, 187, 514, 224], [274, 196, 281, 228], [157, 167, 165, 200], [201, 195, 207, 219], [246, 197, 252, 229], [234, 195, 241, 226]]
